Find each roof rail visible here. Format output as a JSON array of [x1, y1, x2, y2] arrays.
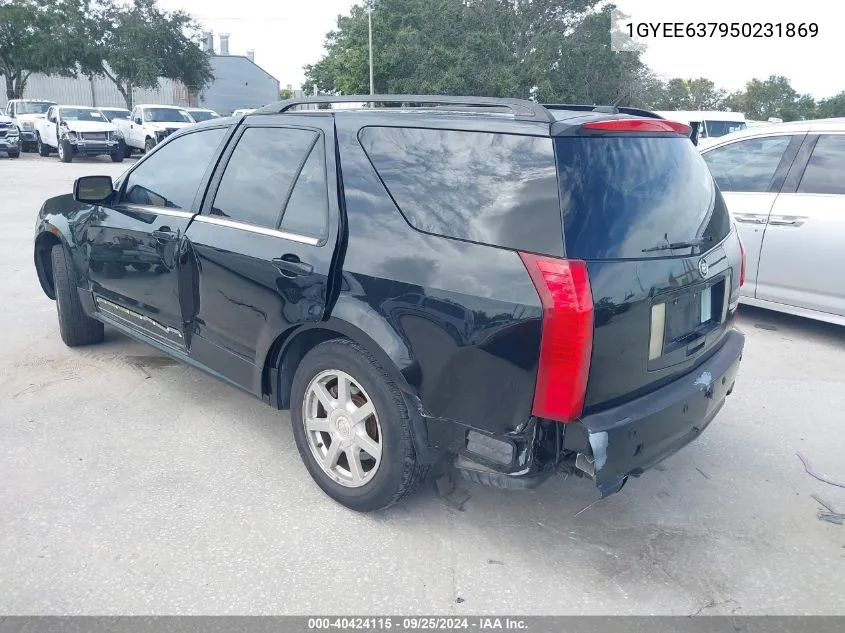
[[256, 95, 557, 122], [542, 104, 664, 119]]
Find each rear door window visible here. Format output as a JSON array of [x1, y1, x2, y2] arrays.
[[702, 135, 793, 192], [210, 127, 319, 230], [359, 127, 563, 257], [556, 136, 732, 260], [798, 135, 845, 195]]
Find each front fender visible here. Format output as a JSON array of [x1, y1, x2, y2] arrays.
[[34, 196, 97, 297]]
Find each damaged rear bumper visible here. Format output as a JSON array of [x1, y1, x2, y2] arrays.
[[566, 329, 745, 496]]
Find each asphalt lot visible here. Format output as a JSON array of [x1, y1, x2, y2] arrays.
[[1, 151, 844, 615]]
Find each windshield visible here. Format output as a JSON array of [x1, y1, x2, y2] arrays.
[[555, 136, 731, 260], [101, 109, 130, 121], [144, 108, 192, 123], [18, 101, 55, 114], [60, 108, 107, 122], [704, 120, 747, 137], [188, 110, 219, 122]]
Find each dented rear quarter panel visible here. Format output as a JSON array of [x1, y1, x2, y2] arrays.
[[333, 115, 546, 442]]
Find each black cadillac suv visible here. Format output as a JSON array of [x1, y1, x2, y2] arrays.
[[33, 95, 746, 512]]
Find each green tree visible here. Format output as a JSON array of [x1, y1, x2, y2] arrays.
[[726, 75, 815, 121], [303, 0, 646, 105], [0, 0, 95, 99], [97, 0, 212, 109], [532, 5, 646, 105], [817, 91, 845, 118], [649, 77, 726, 110]]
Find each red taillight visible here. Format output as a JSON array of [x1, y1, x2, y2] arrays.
[[583, 118, 692, 135], [738, 236, 746, 287], [518, 252, 594, 423]]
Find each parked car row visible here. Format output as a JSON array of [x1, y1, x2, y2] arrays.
[[1, 99, 221, 161]]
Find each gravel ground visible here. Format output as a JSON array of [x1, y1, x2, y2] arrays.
[[2, 152, 844, 615]]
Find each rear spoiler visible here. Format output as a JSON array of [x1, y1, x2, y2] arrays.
[[544, 104, 699, 145], [542, 104, 665, 119]]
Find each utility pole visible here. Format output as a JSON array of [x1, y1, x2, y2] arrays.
[[367, 6, 374, 95]]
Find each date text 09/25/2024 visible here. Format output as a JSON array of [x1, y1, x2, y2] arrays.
[[625, 22, 819, 38], [307, 617, 527, 630]]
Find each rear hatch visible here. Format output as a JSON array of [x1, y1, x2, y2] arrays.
[[553, 121, 742, 413]]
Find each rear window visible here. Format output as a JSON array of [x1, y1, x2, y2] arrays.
[[555, 136, 731, 260], [359, 127, 563, 257]]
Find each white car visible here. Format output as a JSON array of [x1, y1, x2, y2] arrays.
[[232, 108, 256, 117], [112, 104, 195, 156], [700, 118, 845, 325], [186, 108, 221, 123], [5, 99, 56, 152], [656, 110, 748, 148], [98, 107, 131, 122], [34, 105, 122, 163], [0, 113, 21, 158]]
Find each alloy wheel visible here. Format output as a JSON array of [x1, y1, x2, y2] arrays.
[[302, 369, 382, 488]]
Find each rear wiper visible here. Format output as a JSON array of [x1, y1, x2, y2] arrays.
[[642, 237, 713, 253]]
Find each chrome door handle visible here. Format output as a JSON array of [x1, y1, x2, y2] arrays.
[[273, 255, 313, 277], [733, 214, 766, 224], [768, 216, 806, 227]]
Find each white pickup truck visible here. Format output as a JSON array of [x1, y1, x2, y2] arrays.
[[5, 99, 56, 152], [112, 104, 195, 156], [34, 105, 122, 163]]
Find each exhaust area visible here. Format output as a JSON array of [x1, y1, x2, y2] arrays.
[[575, 452, 596, 478]]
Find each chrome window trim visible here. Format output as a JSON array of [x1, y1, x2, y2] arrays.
[[119, 206, 195, 219], [193, 215, 320, 245]]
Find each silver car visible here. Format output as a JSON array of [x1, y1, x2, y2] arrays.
[[700, 119, 845, 326]]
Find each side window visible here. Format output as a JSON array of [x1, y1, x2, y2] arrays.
[[122, 128, 227, 209], [209, 127, 318, 229], [280, 140, 329, 237], [797, 135, 845, 195], [702, 135, 792, 193], [358, 127, 562, 256]]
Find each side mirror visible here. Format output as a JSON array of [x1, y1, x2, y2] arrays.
[[134, 117, 142, 125], [74, 175, 114, 204]]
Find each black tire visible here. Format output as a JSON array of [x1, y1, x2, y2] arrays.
[[50, 244, 104, 347], [290, 338, 429, 512], [37, 134, 50, 157], [144, 137, 155, 153], [110, 150, 123, 163], [58, 139, 73, 163], [7, 149, 20, 158]]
